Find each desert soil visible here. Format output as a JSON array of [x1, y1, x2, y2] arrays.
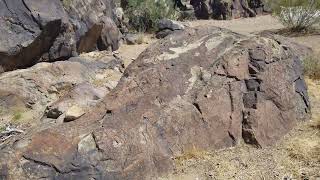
[[116, 15, 320, 180], [186, 15, 284, 35]]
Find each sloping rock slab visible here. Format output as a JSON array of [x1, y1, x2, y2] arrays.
[[0, 26, 310, 179]]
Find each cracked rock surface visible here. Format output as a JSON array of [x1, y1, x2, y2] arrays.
[[0, 26, 311, 179]]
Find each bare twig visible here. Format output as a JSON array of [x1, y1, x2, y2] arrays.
[[0, 125, 24, 142]]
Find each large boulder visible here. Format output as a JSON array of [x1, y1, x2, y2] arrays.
[[0, 0, 120, 73], [0, 26, 310, 179]]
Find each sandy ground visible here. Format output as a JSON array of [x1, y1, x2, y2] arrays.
[[291, 36, 320, 54], [116, 15, 320, 180], [186, 15, 284, 35], [117, 15, 319, 59], [117, 34, 157, 67]]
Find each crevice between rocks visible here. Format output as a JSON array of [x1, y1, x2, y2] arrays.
[[23, 156, 61, 174], [241, 54, 264, 147], [21, 0, 43, 29], [192, 102, 202, 115]]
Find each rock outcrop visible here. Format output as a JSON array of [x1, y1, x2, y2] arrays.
[[0, 0, 120, 73], [0, 52, 124, 129], [0, 26, 310, 179], [190, 0, 267, 20]]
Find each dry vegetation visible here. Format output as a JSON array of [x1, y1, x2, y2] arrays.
[[304, 54, 320, 80], [125, 0, 178, 31], [267, 0, 320, 31], [61, 0, 72, 8]]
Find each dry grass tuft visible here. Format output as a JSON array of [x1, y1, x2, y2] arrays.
[[136, 34, 145, 44], [284, 135, 320, 163], [310, 115, 320, 129], [303, 54, 320, 80], [173, 148, 209, 166]]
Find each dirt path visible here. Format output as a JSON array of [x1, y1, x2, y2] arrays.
[[292, 36, 320, 54], [188, 15, 320, 54]]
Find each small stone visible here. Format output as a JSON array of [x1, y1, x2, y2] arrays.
[[112, 51, 119, 54], [158, 19, 185, 31], [64, 105, 85, 122], [78, 134, 96, 154], [125, 33, 139, 45], [156, 29, 174, 39], [46, 107, 63, 119]]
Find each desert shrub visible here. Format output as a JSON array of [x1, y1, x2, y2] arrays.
[[0, 125, 5, 132], [136, 33, 144, 44], [268, 0, 320, 31], [125, 0, 178, 32], [303, 55, 320, 79], [13, 111, 22, 122], [62, 0, 73, 8]]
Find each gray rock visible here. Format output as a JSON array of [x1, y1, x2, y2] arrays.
[[78, 134, 97, 154], [0, 0, 120, 73], [158, 19, 185, 31], [64, 105, 85, 122], [190, 0, 266, 20], [156, 29, 175, 39], [125, 33, 139, 45], [156, 19, 185, 39]]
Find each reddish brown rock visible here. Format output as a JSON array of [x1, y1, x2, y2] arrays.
[[0, 26, 310, 179]]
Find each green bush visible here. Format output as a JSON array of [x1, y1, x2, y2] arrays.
[[303, 55, 320, 79], [268, 0, 320, 31], [0, 125, 5, 132], [125, 0, 178, 32]]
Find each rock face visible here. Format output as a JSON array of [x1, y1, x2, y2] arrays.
[[190, 0, 267, 20], [0, 26, 310, 179], [0, 0, 120, 73]]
